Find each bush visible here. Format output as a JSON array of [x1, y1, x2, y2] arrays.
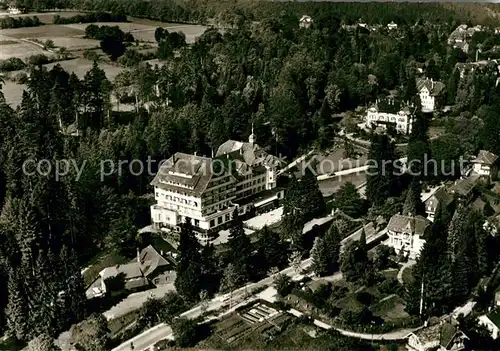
[[53, 12, 127, 25], [274, 274, 293, 297], [355, 291, 373, 306], [83, 49, 100, 62], [86, 25, 125, 41], [171, 318, 198, 348], [27, 54, 50, 66], [0, 16, 41, 29], [43, 39, 55, 50], [379, 278, 400, 295], [0, 57, 25, 72]]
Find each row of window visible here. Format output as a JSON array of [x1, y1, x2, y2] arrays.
[[209, 213, 232, 228], [156, 192, 199, 208]]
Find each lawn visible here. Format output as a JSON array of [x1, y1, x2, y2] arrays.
[[0, 36, 51, 60], [370, 295, 410, 323], [402, 266, 415, 286], [83, 250, 130, 287]]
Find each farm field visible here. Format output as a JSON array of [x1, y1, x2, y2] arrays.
[[0, 36, 50, 60], [64, 22, 208, 43], [1, 58, 124, 108], [43, 58, 124, 80]]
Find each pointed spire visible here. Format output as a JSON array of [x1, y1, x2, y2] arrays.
[[249, 122, 256, 145]]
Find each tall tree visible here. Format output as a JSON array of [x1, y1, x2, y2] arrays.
[[5, 268, 30, 341], [366, 134, 398, 205], [175, 220, 203, 302], [227, 211, 253, 282]]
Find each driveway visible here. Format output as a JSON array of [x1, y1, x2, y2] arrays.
[[103, 283, 176, 320]]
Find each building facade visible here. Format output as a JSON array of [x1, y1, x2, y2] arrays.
[[417, 78, 444, 113], [150, 133, 282, 239], [387, 214, 431, 259], [424, 187, 454, 221], [366, 99, 415, 135], [407, 322, 468, 351], [472, 150, 498, 180], [299, 15, 313, 29]]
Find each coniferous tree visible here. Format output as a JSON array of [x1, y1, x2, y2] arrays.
[[366, 134, 398, 206], [403, 179, 422, 216], [311, 237, 329, 277], [5, 268, 30, 341], [227, 211, 253, 282], [255, 226, 288, 274], [175, 220, 203, 302]]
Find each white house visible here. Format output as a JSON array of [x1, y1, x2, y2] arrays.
[[472, 150, 498, 180], [365, 99, 415, 135], [416, 78, 445, 113], [424, 187, 453, 221], [150, 132, 284, 242], [387, 214, 430, 259], [7, 6, 21, 15], [299, 15, 313, 29], [478, 310, 500, 340], [407, 322, 468, 351], [387, 21, 398, 30]]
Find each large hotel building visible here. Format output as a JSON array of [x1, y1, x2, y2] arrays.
[[150, 132, 284, 240]]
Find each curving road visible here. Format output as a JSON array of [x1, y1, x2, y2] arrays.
[[112, 258, 314, 351]]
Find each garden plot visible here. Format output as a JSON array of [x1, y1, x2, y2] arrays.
[[0, 24, 84, 39]]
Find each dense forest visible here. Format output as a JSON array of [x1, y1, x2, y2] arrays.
[[1, 0, 500, 348]]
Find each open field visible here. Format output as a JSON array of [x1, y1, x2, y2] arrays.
[[131, 24, 208, 43], [0, 37, 49, 60], [1, 58, 124, 108], [0, 24, 84, 39], [64, 22, 208, 43], [44, 58, 124, 79], [42, 37, 99, 50]]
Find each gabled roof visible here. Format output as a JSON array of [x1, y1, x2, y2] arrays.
[[486, 309, 500, 328], [100, 263, 143, 281], [139, 245, 171, 277], [150, 152, 225, 197], [425, 187, 453, 210], [387, 214, 430, 236], [473, 150, 498, 166], [417, 78, 445, 96], [300, 15, 312, 23], [216, 140, 281, 169], [412, 322, 466, 349], [449, 177, 477, 197]]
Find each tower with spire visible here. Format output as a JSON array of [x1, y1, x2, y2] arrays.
[[249, 123, 256, 145]]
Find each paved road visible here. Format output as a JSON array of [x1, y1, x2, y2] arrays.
[[104, 283, 176, 320], [112, 258, 314, 351]]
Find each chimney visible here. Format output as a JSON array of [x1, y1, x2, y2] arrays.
[[136, 247, 140, 264]]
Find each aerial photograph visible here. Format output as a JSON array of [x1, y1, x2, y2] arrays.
[[2, 0, 500, 350]]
